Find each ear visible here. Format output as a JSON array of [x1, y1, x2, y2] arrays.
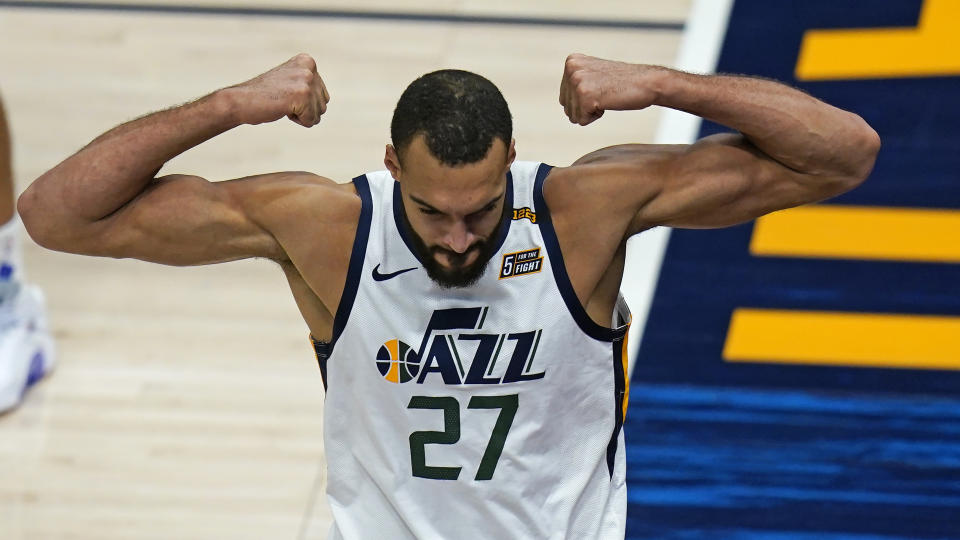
[[507, 138, 517, 166], [384, 144, 401, 181]]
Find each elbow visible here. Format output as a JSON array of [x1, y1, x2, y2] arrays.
[[841, 115, 882, 191], [19, 178, 121, 258], [18, 182, 69, 252], [17, 184, 48, 247], [854, 120, 882, 181]]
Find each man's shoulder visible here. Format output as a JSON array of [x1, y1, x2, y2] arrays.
[[541, 147, 671, 214], [242, 171, 363, 230]]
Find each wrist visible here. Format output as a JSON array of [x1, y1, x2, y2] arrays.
[[208, 87, 247, 128], [647, 66, 687, 108]]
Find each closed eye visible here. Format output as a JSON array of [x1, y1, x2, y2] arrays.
[[468, 202, 498, 219]]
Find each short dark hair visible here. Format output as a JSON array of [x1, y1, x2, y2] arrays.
[[391, 69, 512, 166]]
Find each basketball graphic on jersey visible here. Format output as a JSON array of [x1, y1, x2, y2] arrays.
[[376, 339, 419, 383]]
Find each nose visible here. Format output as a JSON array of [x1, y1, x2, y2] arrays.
[[442, 221, 476, 254]]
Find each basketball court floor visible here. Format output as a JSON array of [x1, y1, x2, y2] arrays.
[[0, 1, 689, 538]]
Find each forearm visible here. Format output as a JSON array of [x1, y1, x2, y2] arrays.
[[650, 69, 880, 179], [23, 89, 241, 224]]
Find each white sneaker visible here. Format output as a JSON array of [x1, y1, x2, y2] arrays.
[[0, 283, 56, 414]]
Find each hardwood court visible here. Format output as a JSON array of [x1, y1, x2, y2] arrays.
[[0, 1, 689, 538]]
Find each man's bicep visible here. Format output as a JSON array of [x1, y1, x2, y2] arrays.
[[85, 173, 286, 265], [631, 133, 849, 231]]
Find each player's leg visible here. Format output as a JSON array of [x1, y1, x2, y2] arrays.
[[0, 92, 56, 414]]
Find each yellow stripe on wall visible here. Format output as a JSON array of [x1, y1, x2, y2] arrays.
[[796, 0, 960, 80], [724, 309, 960, 370], [620, 322, 631, 423], [750, 205, 960, 263]]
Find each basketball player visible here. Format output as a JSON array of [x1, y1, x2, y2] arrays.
[[18, 53, 879, 538], [0, 92, 55, 414]]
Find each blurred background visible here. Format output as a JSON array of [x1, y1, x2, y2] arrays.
[[1, 0, 958, 538]]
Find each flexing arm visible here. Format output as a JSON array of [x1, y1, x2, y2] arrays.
[[556, 54, 881, 232], [18, 54, 331, 265]]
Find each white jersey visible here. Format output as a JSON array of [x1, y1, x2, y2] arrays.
[[313, 161, 631, 539]]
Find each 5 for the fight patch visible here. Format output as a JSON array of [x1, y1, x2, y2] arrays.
[[499, 247, 543, 279]]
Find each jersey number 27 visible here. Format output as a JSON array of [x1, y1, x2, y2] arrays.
[[408, 394, 518, 481]]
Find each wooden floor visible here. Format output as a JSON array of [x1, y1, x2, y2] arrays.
[[0, 2, 688, 538]]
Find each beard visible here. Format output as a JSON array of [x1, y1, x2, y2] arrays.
[[404, 210, 506, 289]]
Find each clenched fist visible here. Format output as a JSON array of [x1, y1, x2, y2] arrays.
[[226, 53, 330, 127], [559, 53, 664, 126]]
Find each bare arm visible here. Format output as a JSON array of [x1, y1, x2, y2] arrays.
[[18, 54, 331, 264], [556, 54, 881, 232], [0, 93, 14, 221]]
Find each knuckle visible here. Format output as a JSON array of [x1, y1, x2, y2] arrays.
[[293, 82, 312, 100], [295, 53, 317, 69], [295, 72, 314, 88], [565, 53, 585, 68]]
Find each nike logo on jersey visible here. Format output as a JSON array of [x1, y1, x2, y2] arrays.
[[372, 264, 418, 281]]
